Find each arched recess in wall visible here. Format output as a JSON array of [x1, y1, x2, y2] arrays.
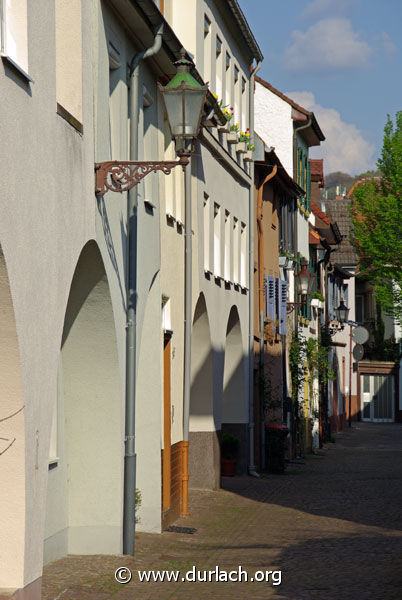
[[222, 306, 246, 423], [189, 293, 214, 431], [189, 293, 219, 490], [0, 243, 26, 588], [45, 240, 122, 561]]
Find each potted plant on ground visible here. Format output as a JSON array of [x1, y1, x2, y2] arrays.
[[221, 433, 240, 476]]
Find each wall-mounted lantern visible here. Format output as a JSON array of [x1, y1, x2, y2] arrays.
[[95, 49, 206, 196]]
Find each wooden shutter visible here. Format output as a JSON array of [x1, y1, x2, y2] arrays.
[[266, 276, 275, 321], [279, 279, 288, 335]]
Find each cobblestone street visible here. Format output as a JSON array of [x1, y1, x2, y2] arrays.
[[42, 423, 402, 600]]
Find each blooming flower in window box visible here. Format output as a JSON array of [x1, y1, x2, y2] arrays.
[[238, 128, 250, 142]]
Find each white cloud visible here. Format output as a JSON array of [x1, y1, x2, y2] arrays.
[[285, 91, 376, 174], [302, 0, 357, 19], [379, 31, 396, 56], [284, 18, 371, 71]]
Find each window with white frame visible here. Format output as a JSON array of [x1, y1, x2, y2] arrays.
[[55, 0, 83, 123], [224, 210, 230, 281], [215, 35, 222, 98], [241, 76, 247, 131], [164, 118, 175, 217], [233, 217, 239, 283], [234, 65, 240, 126], [214, 203, 221, 277], [0, 0, 28, 73], [225, 51, 231, 105], [203, 13, 211, 84], [240, 222, 247, 287], [203, 193, 210, 271]]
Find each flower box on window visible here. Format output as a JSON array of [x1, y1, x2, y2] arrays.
[[227, 131, 238, 144], [236, 141, 247, 153]]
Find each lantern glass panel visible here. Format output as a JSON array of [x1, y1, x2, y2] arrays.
[[163, 86, 206, 138]]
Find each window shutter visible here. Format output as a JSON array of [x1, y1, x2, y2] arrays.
[[328, 276, 334, 319], [266, 276, 275, 321], [279, 279, 288, 335], [307, 159, 311, 211]]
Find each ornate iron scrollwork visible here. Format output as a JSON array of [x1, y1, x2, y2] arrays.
[[95, 157, 189, 196]]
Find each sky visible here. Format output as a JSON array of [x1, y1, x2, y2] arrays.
[[239, 0, 402, 175]]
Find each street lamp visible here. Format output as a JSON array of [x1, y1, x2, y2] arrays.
[[159, 49, 208, 156], [95, 49, 207, 196], [287, 258, 314, 312], [335, 299, 350, 324]]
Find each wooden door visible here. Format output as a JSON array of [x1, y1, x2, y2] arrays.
[[162, 334, 171, 511]]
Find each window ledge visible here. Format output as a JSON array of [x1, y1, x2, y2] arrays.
[[1, 53, 34, 83], [56, 103, 83, 134]]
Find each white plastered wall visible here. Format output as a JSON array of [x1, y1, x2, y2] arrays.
[[255, 81, 294, 177]]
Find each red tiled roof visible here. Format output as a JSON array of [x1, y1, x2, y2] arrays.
[[311, 201, 331, 225]]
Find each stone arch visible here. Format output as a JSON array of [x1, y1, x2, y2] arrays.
[[44, 240, 122, 562], [189, 293, 218, 489], [222, 306, 246, 422], [221, 305, 248, 474], [0, 243, 25, 589]]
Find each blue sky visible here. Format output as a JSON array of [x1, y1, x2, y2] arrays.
[[239, 0, 402, 175]]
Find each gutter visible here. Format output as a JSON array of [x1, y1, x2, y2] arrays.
[[248, 59, 262, 478], [123, 24, 163, 557], [181, 154, 192, 516], [256, 164, 277, 469]]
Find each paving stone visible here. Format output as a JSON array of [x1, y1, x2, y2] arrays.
[[42, 423, 402, 600]]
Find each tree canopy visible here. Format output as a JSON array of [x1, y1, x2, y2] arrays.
[[350, 111, 402, 324]]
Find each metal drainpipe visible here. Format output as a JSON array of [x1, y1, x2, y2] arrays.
[[123, 24, 164, 557], [256, 165, 278, 469], [248, 59, 262, 477], [182, 154, 192, 515]]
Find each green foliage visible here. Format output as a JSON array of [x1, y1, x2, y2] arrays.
[[221, 433, 240, 459], [289, 332, 306, 406], [312, 291, 324, 302], [350, 112, 402, 324], [135, 488, 142, 524], [364, 304, 402, 362]]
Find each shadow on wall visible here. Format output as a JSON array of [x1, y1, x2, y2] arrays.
[[44, 240, 122, 562], [189, 296, 248, 488]]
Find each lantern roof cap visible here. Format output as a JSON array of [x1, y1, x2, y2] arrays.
[[165, 48, 205, 90]]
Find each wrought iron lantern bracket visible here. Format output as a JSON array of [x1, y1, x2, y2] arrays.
[[95, 156, 189, 196], [286, 301, 303, 314]]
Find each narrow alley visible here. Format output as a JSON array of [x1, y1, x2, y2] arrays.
[[42, 423, 402, 600]]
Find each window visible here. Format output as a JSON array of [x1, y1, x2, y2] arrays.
[[224, 211, 230, 280], [225, 52, 231, 105], [240, 222, 246, 287], [214, 203, 221, 276], [241, 76, 247, 130], [204, 13, 211, 36], [233, 218, 239, 283], [233, 66, 241, 128], [215, 35, 223, 98], [356, 295, 363, 323], [0, 0, 28, 73], [56, 0, 83, 125], [203, 194, 210, 271], [203, 13, 211, 84], [279, 196, 295, 255], [162, 296, 171, 331]]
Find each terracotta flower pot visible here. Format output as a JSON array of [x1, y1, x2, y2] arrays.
[[221, 458, 236, 476]]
